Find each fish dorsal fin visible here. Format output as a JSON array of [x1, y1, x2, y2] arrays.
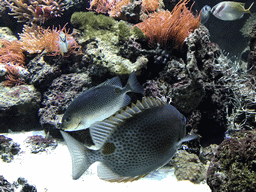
[[103, 76, 122, 87], [79, 77, 122, 96], [89, 97, 165, 149], [141, 96, 163, 109]]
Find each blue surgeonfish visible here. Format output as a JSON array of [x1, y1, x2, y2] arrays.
[[61, 72, 144, 131], [212, 1, 254, 21], [61, 97, 198, 181], [200, 5, 211, 24]]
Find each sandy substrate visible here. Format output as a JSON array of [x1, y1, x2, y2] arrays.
[[0, 131, 211, 192]]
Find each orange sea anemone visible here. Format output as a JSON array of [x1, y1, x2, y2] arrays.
[[134, 0, 201, 48], [19, 24, 81, 56]]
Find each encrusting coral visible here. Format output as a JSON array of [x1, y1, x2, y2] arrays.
[[4, 0, 66, 23], [134, 0, 201, 48]]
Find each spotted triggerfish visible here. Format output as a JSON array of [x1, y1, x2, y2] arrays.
[[60, 97, 198, 181], [212, 1, 254, 21], [61, 72, 144, 132]]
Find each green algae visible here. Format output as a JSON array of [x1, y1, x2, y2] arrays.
[[131, 26, 147, 39], [71, 12, 116, 40], [71, 11, 146, 41]]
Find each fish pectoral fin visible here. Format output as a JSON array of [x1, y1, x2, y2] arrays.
[[60, 131, 91, 180]]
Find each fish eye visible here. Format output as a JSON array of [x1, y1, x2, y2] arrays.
[[115, 88, 121, 93]]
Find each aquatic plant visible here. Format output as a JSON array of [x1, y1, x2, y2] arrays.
[[134, 0, 201, 48], [4, 0, 66, 23]]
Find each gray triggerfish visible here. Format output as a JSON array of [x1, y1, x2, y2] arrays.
[[212, 1, 254, 21], [60, 97, 198, 181], [200, 5, 211, 24], [61, 72, 144, 131]]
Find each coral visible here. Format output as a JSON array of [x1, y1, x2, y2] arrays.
[[71, 11, 116, 40], [25, 134, 57, 153], [240, 13, 256, 37], [0, 84, 41, 132], [3, 65, 24, 87], [19, 24, 81, 56], [141, 0, 160, 12], [38, 73, 92, 131], [70, 11, 149, 74], [134, 0, 200, 48], [21, 183, 37, 192], [0, 175, 15, 192], [207, 130, 256, 192], [0, 39, 27, 87], [0, 39, 25, 66], [0, 24, 80, 87], [4, 0, 66, 23], [89, 0, 130, 18], [248, 24, 256, 76], [170, 150, 206, 184], [0, 135, 20, 163]]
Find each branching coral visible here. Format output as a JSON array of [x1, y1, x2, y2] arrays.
[[4, 0, 66, 23], [134, 0, 201, 48]]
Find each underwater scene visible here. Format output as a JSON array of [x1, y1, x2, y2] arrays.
[[0, 0, 256, 191]]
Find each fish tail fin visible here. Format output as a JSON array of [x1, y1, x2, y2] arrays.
[[60, 130, 94, 180], [245, 2, 254, 14], [125, 72, 144, 94]]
